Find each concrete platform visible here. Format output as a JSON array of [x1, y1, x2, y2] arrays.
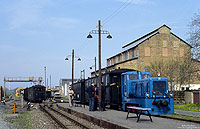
[[58, 103, 200, 129]]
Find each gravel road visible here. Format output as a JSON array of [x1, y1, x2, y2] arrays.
[[0, 104, 16, 129]]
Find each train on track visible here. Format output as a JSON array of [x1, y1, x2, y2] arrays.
[[73, 69, 174, 115], [23, 85, 51, 103]]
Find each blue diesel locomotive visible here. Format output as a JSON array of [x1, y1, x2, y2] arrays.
[[121, 71, 174, 115]]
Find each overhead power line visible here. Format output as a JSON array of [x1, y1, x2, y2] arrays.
[[102, 0, 132, 25], [75, 0, 132, 55]]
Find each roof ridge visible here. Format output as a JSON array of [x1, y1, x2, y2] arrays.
[[122, 24, 171, 48]]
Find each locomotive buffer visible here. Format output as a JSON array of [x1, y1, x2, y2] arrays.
[[126, 106, 153, 122]]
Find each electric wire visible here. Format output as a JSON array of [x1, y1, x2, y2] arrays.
[[102, 0, 132, 25], [75, 0, 132, 56]]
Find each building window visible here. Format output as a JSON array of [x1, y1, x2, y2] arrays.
[[137, 47, 139, 56], [113, 57, 115, 64], [125, 52, 127, 60], [118, 55, 121, 62], [173, 41, 179, 47], [144, 66, 150, 72], [163, 40, 167, 47], [180, 48, 184, 57], [198, 72, 200, 81], [145, 47, 150, 56], [132, 48, 135, 58], [162, 48, 168, 57], [107, 59, 110, 66]]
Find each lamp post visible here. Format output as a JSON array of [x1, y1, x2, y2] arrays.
[[90, 57, 97, 77], [44, 66, 46, 88], [65, 49, 81, 89], [87, 20, 112, 111]]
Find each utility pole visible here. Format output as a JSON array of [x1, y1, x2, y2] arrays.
[[98, 20, 102, 111], [87, 20, 112, 111], [50, 75, 51, 88], [4, 77, 5, 100], [83, 69, 85, 79], [72, 49, 74, 89], [95, 56, 97, 76], [47, 78, 48, 88], [65, 49, 81, 89], [44, 66, 46, 88]]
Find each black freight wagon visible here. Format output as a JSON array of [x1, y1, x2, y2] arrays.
[[73, 69, 133, 109], [24, 85, 46, 103], [73, 80, 86, 104]]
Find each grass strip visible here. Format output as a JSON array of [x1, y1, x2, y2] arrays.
[[174, 104, 200, 112], [165, 113, 200, 121], [5, 112, 32, 129]]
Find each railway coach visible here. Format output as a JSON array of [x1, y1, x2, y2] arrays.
[[73, 69, 152, 108]]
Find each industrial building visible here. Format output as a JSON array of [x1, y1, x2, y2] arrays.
[[59, 78, 78, 97]]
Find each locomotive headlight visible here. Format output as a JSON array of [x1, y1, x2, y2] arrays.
[[146, 92, 149, 98], [164, 92, 167, 98], [170, 92, 173, 97]]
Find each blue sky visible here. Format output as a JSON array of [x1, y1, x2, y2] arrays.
[[0, 0, 199, 89]]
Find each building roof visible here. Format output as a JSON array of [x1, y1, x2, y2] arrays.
[[122, 24, 192, 49], [107, 25, 192, 60], [122, 25, 169, 49]]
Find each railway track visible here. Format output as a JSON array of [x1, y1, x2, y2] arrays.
[[39, 104, 103, 129]]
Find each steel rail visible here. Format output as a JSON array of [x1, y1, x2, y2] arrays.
[[48, 106, 91, 129], [56, 104, 130, 129], [39, 105, 69, 129]]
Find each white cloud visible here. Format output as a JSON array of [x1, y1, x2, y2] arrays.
[[117, 0, 154, 4], [0, 44, 26, 54], [45, 17, 79, 29], [5, 0, 79, 31]]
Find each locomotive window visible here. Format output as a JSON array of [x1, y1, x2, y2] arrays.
[[141, 74, 149, 79], [129, 74, 138, 80], [153, 81, 166, 95], [124, 75, 127, 96], [146, 82, 149, 92], [136, 83, 141, 97], [141, 83, 144, 96]]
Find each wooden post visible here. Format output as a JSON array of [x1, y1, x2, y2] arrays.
[[21, 94, 23, 108], [72, 49, 74, 89], [4, 78, 6, 100], [95, 57, 97, 76], [98, 20, 102, 111], [14, 103, 16, 114]]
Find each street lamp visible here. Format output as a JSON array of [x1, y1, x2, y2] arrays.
[[87, 20, 112, 111], [65, 49, 81, 89]]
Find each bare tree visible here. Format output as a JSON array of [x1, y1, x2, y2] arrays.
[[188, 11, 200, 61], [165, 58, 179, 91], [149, 55, 198, 91], [149, 58, 168, 77]]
